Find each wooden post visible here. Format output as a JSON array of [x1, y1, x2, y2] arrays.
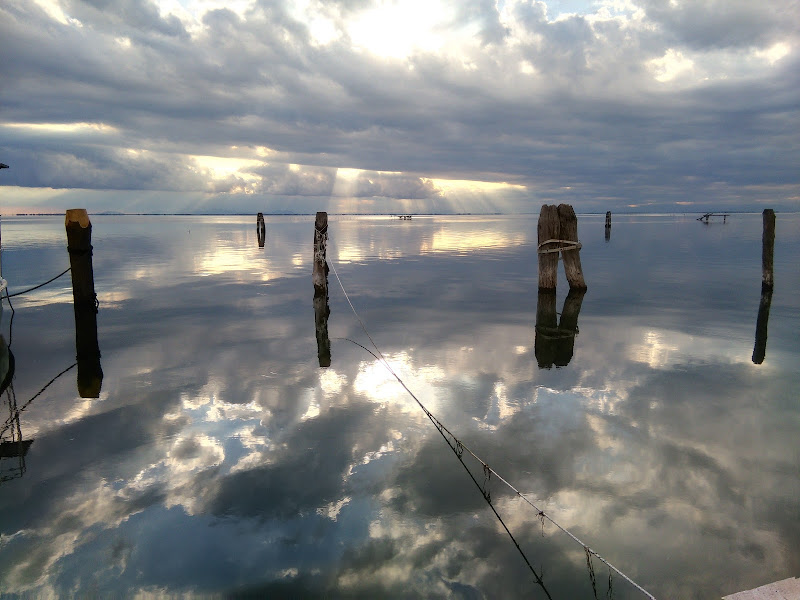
[[257, 212, 266, 248], [537, 205, 560, 292], [753, 210, 775, 364], [761, 209, 775, 292], [65, 209, 103, 398], [313, 212, 328, 294], [558, 204, 587, 290], [604, 211, 611, 241], [313, 212, 331, 367]]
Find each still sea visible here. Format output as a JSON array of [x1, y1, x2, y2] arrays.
[[0, 213, 798, 599]]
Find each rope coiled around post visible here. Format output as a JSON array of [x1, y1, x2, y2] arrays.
[[537, 239, 582, 254]]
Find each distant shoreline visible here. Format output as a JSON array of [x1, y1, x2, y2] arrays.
[[7, 210, 793, 217]]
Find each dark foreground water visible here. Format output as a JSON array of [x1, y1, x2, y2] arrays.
[[0, 213, 797, 599]]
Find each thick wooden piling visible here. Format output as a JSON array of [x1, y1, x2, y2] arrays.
[[761, 209, 775, 292], [537, 205, 560, 292], [65, 209, 103, 398], [557, 204, 587, 291], [257, 212, 266, 248], [313, 212, 331, 367], [604, 211, 611, 241]]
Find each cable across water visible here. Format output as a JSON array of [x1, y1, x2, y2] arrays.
[[325, 233, 656, 600]]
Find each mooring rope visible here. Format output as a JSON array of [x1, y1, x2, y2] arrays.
[[0, 363, 77, 438], [4, 267, 71, 299], [537, 239, 582, 254], [334, 336, 553, 598], [325, 234, 656, 600]]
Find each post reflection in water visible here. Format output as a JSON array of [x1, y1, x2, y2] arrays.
[[0, 335, 32, 484], [0, 214, 797, 599], [535, 289, 585, 368]]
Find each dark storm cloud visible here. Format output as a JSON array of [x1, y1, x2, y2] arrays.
[[0, 0, 798, 211], [638, 0, 799, 50]]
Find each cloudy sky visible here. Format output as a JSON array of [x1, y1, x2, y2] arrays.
[[1, 0, 798, 214]]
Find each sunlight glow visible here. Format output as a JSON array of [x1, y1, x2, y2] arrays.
[[2, 122, 118, 135], [755, 42, 791, 65], [649, 48, 694, 82], [347, 0, 453, 58]]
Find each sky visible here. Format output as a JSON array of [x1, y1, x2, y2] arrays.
[[1, 0, 798, 214]]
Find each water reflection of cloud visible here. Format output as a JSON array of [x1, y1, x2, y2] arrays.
[[2, 215, 798, 598]]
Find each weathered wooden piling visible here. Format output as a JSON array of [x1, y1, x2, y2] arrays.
[[65, 209, 103, 398], [537, 205, 560, 292], [313, 212, 331, 367], [558, 204, 587, 290], [761, 209, 775, 292], [313, 212, 328, 294], [537, 204, 587, 291], [604, 211, 611, 241], [753, 209, 776, 364], [257, 212, 266, 248]]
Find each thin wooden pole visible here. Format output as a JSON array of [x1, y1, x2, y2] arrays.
[[558, 204, 587, 290], [65, 209, 103, 398], [257, 212, 266, 248], [761, 209, 775, 292], [753, 209, 775, 364], [537, 205, 560, 292], [313, 212, 330, 366], [313, 212, 328, 294]]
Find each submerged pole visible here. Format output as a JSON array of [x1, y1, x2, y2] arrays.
[[605, 211, 611, 241], [65, 209, 103, 398]]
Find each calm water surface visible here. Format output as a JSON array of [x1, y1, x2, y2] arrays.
[[0, 213, 798, 599]]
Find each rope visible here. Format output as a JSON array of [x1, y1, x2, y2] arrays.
[[4, 267, 71, 298], [0, 363, 77, 438], [537, 239, 582, 254], [325, 235, 656, 600]]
